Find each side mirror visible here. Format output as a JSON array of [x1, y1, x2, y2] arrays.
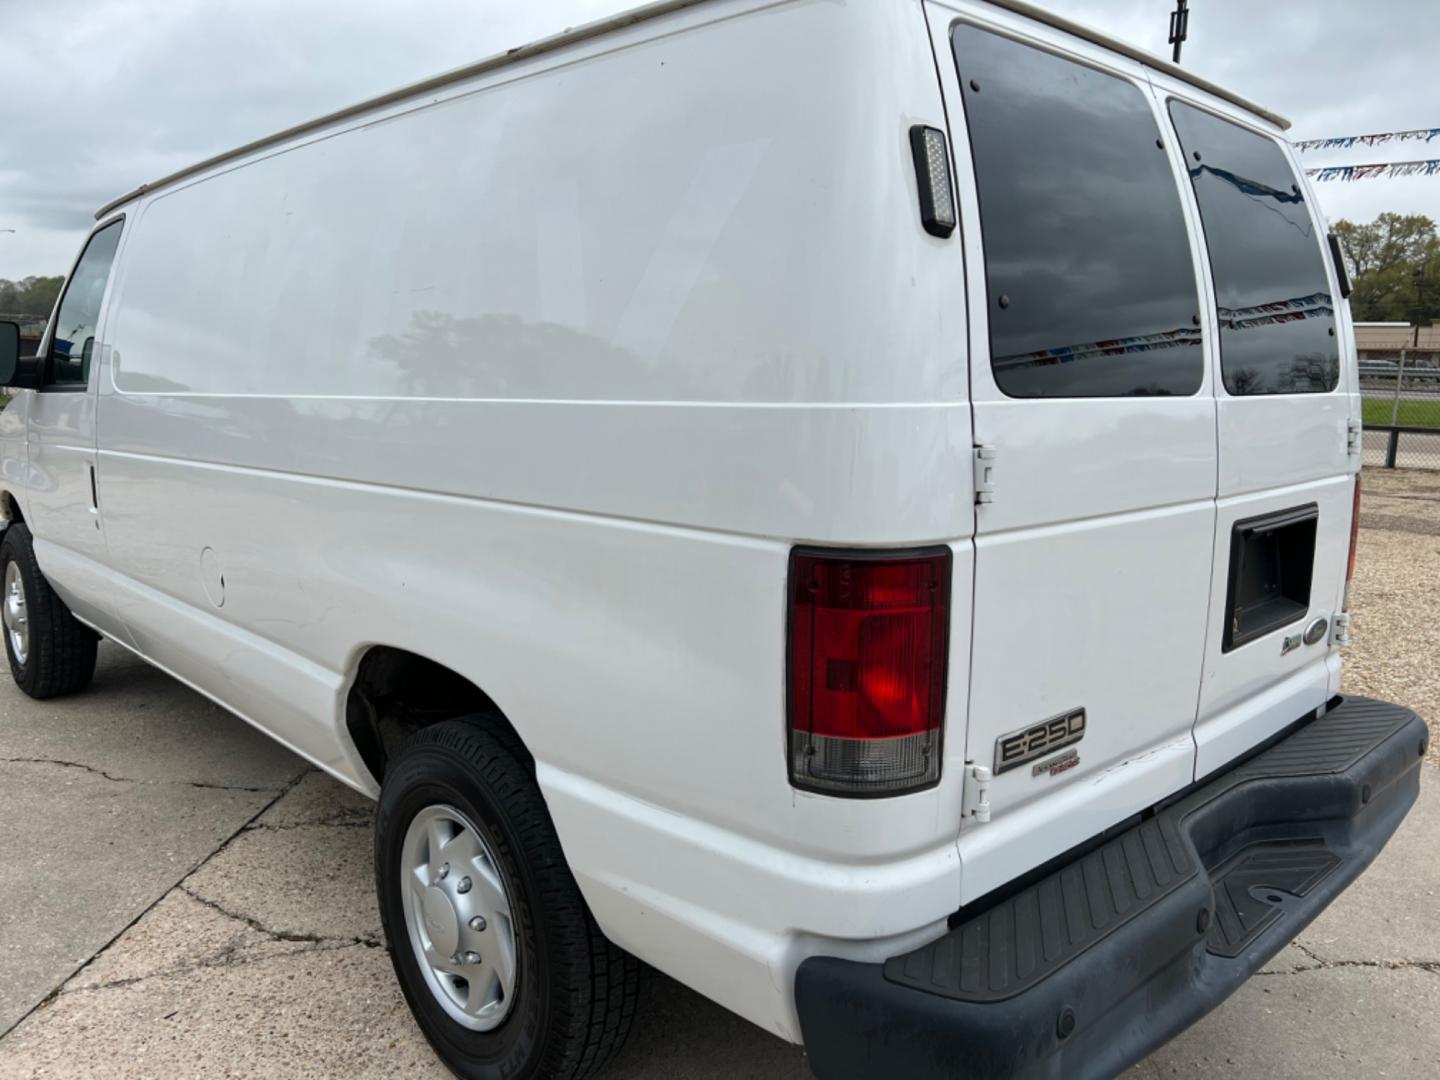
[[0, 322, 45, 390], [0, 322, 17, 384]]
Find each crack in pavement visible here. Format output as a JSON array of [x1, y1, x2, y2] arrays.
[[0, 755, 133, 783], [241, 817, 372, 833], [1258, 942, 1440, 978], [47, 855, 384, 1000], [178, 884, 382, 950], [63, 937, 378, 997], [68, 926, 380, 995], [187, 779, 284, 793], [0, 755, 286, 793]]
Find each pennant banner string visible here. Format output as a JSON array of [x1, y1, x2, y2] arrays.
[[1293, 128, 1440, 152], [1305, 159, 1440, 182]]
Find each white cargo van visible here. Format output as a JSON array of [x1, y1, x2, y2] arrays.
[[0, 1, 1425, 1077]]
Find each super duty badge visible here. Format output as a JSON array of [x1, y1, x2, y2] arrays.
[[995, 708, 1087, 775]]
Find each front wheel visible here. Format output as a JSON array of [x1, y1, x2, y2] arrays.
[[0, 522, 98, 699], [376, 719, 638, 1079]]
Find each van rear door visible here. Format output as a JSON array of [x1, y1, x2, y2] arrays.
[[1156, 92, 1356, 777], [935, 15, 1219, 902]]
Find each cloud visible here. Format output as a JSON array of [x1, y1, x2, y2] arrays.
[[0, 0, 1433, 278], [1048, 0, 1439, 225], [0, 0, 616, 276]]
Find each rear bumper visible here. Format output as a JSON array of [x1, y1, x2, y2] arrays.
[[795, 696, 1428, 1080]]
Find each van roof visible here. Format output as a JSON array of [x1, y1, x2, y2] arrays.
[[93, 0, 1290, 221]]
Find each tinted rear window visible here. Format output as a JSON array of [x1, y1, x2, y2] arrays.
[[952, 25, 1203, 398], [1168, 102, 1338, 395]]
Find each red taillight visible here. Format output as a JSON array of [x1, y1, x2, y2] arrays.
[[1344, 474, 1361, 610], [787, 548, 951, 796]]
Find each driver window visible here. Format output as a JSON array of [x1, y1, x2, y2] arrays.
[[48, 220, 123, 388]]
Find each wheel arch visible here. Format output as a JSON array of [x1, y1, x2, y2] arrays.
[[343, 643, 532, 787], [0, 489, 26, 528]]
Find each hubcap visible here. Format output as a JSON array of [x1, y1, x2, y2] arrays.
[[400, 804, 518, 1030], [4, 562, 28, 667]]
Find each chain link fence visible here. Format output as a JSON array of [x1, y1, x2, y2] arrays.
[[1360, 347, 1440, 470]]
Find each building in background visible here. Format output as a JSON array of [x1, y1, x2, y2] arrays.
[[1355, 321, 1440, 365]]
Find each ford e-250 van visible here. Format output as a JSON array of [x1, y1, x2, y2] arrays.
[[0, 1, 1425, 1077]]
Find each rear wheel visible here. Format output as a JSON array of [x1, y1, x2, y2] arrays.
[[376, 719, 639, 1079], [0, 522, 98, 699]]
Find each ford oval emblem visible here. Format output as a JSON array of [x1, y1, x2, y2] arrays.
[[1303, 616, 1329, 646]]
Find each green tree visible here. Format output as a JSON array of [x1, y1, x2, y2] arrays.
[[1333, 213, 1440, 323], [0, 275, 65, 319]]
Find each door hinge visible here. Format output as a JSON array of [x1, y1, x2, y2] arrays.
[[1331, 611, 1352, 648], [973, 445, 997, 505], [962, 763, 992, 824], [1346, 418, 1362, 457]]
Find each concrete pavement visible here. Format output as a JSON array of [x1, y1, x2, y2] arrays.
[[0, 646, 305, 1038], [1, 643, 1436, 1076]]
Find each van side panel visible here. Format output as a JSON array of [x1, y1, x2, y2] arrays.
[[89, 0, 969, 1041]]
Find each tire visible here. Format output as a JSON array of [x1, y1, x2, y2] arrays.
[[0, 522, 98, 699], [376, 718, 639, 1080]]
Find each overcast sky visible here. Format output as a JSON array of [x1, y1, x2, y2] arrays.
[[1, 0, 1436, 279]]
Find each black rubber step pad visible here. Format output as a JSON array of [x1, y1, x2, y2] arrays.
[[1206, 840, 1339, 957], [887, 815, 1193, 1002]]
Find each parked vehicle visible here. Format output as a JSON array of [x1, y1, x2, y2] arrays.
[[0, 2, 1425, 1077]]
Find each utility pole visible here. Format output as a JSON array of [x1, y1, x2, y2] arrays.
[[1169, 0, 1190, 64], [1415, 266, 1428, 349]]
